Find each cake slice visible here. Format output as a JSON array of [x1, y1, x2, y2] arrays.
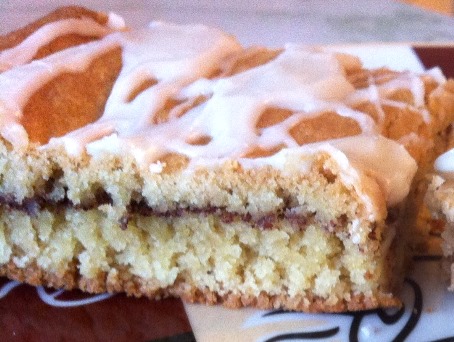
[[1, 6, 453, 312], [426, 111, 454, 290]]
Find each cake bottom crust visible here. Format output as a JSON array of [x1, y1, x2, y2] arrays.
[[0, 261, 399, 312]]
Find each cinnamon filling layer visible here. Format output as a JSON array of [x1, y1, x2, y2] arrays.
[[0, 193, 349, 232]]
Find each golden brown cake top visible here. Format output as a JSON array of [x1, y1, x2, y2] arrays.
[[2, 7, 452, 210]]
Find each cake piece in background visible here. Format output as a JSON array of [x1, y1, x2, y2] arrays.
[[426, 120, 454, 290], [0, 6, 454, 312]]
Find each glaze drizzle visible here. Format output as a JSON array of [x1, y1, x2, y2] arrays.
[[0, 12, 442, 207]]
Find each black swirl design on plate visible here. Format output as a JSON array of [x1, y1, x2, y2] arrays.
[[347, 278, 422, 342], [148, 331, 197, 342], [264, 327, 339, 341], [262, 278, 423, 342], [412, 255, 442, 262], [262, 309, 341, 341]]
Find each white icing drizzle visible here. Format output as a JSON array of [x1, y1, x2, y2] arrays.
[[435, 149, 454, 180], [347, 70, 432, 126], [0, 15, 437, 209], [237, 135, 417, 211], [107, 12, 126, 30], [0, 18, 115, 71], [0, 37, 120, 148], [331, 135, 417, 208], [87, 46, 377, 164]]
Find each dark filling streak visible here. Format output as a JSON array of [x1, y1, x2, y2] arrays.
[[127, 199, 318, 230], [0, 195, 43, 217], [0, 188, 113, 217], [119, 214, 130, 231], [0, 194, 350, 232]]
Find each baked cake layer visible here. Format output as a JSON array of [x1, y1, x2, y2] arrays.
[[1, 6, 454, 312], [0, 207, 401, 312]]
